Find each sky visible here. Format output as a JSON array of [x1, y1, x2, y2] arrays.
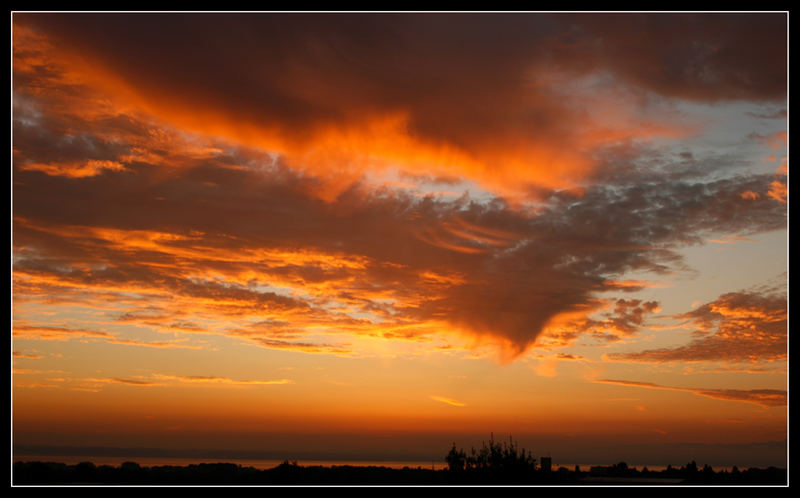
[[11, 12, 788, 469]]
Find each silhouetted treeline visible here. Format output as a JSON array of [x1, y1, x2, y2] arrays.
[[443, 438, 786, 485], [578, 460, 787, 485], [12, 460, 445, 485], [12, 452, 787, 485]]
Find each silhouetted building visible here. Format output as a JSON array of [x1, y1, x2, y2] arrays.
[[540, 457, 552, 472]]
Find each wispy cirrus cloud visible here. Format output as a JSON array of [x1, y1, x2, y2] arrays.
[[19, 159, 130, 178], [87, 377, 161, 386], [12, 322, 207, 350], [596, 379, 786, 407], [12, 351, 45, 359], [104, 337, 204, 350], [150, 374, 293, 386], [19, 374, 294, 391], [429, 395, 467, 407], [12, 324, 114, 340]]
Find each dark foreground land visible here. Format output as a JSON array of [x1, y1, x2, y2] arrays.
[[12, 459, 787, 486]]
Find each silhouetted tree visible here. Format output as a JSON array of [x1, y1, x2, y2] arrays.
[[74, 461, 97, 482], [445, 443, 467, 472], [458, 435, 537, 475]]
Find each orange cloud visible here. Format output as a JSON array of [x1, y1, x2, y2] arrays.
[[19, 160, 129, 178], [150, 374, 293, 386], [755, 131, 788, 150], [767, 180, 787, 204], [610, 289, 787, 364], [88, 377, 161, 387], [13, 351, 44, 359], [429, 395, 467, 407], [224, 329, 354, 356], [538, 298, 661, 347], [601, 280, 665, 291], [12, 320, 206, 350], [596, 379, 786, 407], [12, 14, 711, 202], [12, 13, 788, 361], [104, 338, 204, 350], [708, 235, 754, 244], [12, 324, 113, 340]]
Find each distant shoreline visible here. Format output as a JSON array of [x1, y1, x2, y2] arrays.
[[13, 454, 702, 473], [12, 459, 788, 486]]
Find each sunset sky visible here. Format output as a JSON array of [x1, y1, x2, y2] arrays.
[[11, 12, 788, 469]]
